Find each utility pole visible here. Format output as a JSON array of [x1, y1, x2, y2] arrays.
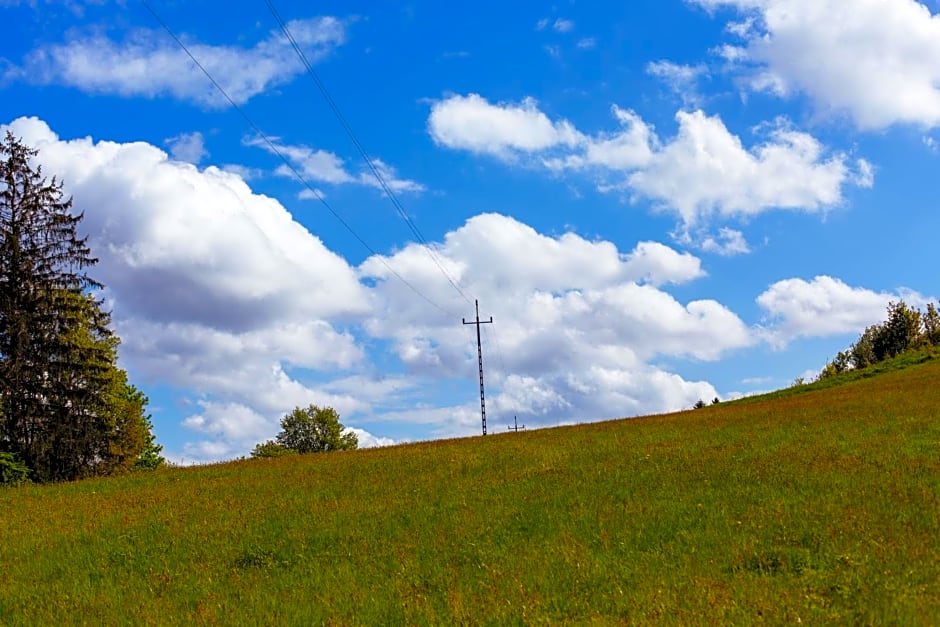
[[508, 415, 525, 432], [463, 299, 493, 435]]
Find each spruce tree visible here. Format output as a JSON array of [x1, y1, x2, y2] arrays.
[[0, 132, 161, 481]]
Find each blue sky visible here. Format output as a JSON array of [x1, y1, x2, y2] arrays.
[[2, 0, 938, 462]]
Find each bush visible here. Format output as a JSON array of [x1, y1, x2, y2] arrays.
[[250, 440, 298, 459], [0, 452, 30, 487]]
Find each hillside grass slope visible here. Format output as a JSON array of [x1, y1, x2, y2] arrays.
[[2, 355, 939, 624]]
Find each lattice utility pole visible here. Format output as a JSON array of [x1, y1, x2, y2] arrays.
[[463, 299, 493, 435], [507, 415, 525, 432]]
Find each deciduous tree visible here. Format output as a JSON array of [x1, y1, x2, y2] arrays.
[[270, 404, 358, 454]]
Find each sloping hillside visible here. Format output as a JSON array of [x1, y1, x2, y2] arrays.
[[2, 357, 938, 624]]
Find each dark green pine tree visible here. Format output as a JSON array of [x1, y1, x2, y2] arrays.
[[0, 132, 162, 482]]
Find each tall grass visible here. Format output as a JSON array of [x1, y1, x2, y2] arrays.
[[2, 357, 939, 624]]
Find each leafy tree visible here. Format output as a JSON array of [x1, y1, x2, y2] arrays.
[[923, 303, 940, 346], [818, 350, 851, 380], [0, 133, 161, 481], [692, 399, 707, 409], [272, 404, 358, 454], [250, 440, 298, 459], [873, 301, 921, 362], [850, 324, 880, 369]]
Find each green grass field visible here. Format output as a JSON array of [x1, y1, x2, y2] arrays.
[[2, 355, 939, 624]]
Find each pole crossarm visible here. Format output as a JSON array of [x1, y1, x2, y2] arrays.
[[463, 299, 493, 436]]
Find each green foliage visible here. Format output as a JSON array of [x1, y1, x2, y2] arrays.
[[850, 324, 879, 369], [133, 412, 166, 471], [924, 303, 940, 346], [873, 300, 922, 361], [819, 350, 852, 381], [250, 440, 298, 459], [0, 451, 28, 486], [0, 133, 161, 482], [692, 399, 707, 409], [273, 405, 358, 454], [826, 300, 937, 384]]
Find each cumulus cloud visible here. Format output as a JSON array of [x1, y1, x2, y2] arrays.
[[427, 93, 582, 158], [358, 213, 751, 432], [630, 111, 865, 225], [757, 275, 930, 346], [1, 116, 760, 459], [5, 17, 346, 107], [2, 115, 375, 462], [695, 0, 940, 129], [429, 95, 869, 227]]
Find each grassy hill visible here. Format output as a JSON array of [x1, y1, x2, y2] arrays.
[[2, 355, 939, 624]]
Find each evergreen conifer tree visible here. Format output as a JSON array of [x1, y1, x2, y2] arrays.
[[0, 132, 162, 481]]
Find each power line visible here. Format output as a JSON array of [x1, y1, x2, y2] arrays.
[[262, 3, 523, 422], [139, 0, 450, 316], [263, 0, 472, 307]]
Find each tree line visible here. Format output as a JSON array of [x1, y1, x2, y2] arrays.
[[1, 133, 164, 484], [818, 300, 940, 381]]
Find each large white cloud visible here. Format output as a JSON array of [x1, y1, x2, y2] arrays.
[[428, 95, 870, 228], [697, 0, 940, 129], [358, 213, 752, 432], [1, 116, 761, 458], [628, 111, 868, 225], [757, 275, 930, 346], [2, 116, 379, 461], [5, 17, 345, 107]]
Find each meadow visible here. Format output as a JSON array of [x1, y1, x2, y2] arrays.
[[1, 354, 939, 624]]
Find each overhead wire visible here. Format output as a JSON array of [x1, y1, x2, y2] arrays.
[[263, 0, 473, 308], [143, 0, 512, 415], [140, 0, 451, 317], [263, 1, 518, 410]]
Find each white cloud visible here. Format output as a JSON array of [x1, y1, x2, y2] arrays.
[[699, 227, 751, 256], [622, 241, 706, 285], [182, 401, 274, 445], [430, 96, 868, 228], [427, 93, 582, 158], [2, 115, 374, 462], [246, 136, 425, 193], [348, 428, 397, 448], [547, 106, 655, 171], [6, 17, 346, 107], [0, 116, 769, 461], [629, 111, 862, 225], [164, 131, 208, 164], [553, 18, 575, 32], [756, 275, 929, 346], [535, 18, 550, 31], [357, 213, 751, 433], [647, 60, 709, 106], [696, 0, 940, 129], [577, 37, 597, 49]]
